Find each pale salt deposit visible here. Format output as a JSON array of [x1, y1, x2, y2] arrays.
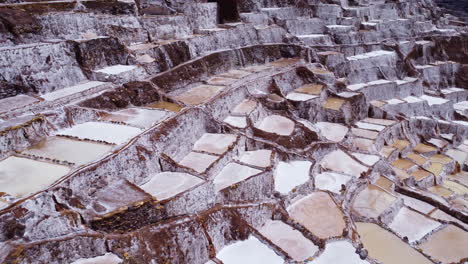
[[274, 160, 312, 194], [56, 122, 142, 145], [309, 240, 369, 264], [216, 236, 284, 264], [139, 172, 204, 201]]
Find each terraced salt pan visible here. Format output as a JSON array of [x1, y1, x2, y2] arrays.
[[347, 50, 395, 61], [179, 152, 219, 174], [224, 116, 247, 128], [286, 92, 318, 101], [146, 101, 183, 112], [389, 207, 441, 243], [99, 108, 170, 128], [41, 81, 106, 101], [429, 209, 468, 229], [355, 121, 385, 132], [363, 118, 397, 127], [274, 161, 312, 194], [309, 240, 369, 264], [320, 150, 368, 177], [238, 150, 273, 168], [95, 65, 137, 75], [71, 253, 122, 264], [216, 236, 283, 264], [232, 99, 257, 115], [352, 185, 397, 219], [207, 76, 237, 86], [400, 195, 435, 214], [174, 85, 224, 105], [287, 192, 346, 239], [193, 133, 237, 155], [218, 69, 252, 79], [0, 156, 70, 198], [22, 137, 113, 166], [57, 122, 142, 145], [0, 94, 39, 113], [295, 84, 323, 95], [351, 152, 380, 166], [257, 115, 295, 136], [139, 172, 204, 201], [259, 220, 318, 261], [315, 122, 348, 142], [214, 163, 262, 191], [315, 172, 352, 194], [356, 222, 432, 264], [419, 225, 468, 264], [420, 95, 449, 106]]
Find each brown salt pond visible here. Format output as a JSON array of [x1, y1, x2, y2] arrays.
[[356, 222, 433, 264], [419, 225, 468, 264], [174, 85, 224, 105], [295, 83, 323, 95], [323, 97, 345, 110], [0, 156, 70, 198], [287, 192, 346, 239], [146, 101, 183, 112], [23, 136, 113, 166]]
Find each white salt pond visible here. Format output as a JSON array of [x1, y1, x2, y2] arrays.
[[70, 253, 122, 264], [100, 108, 170, 128], [139, 172, 204, 201], [95, 64, 137, 75], [216, 236, 284, 264], [214, 162, 262, 191], [389, 207, 441, 243], [23, 137, 113, 166], [0, 156, 70, 198], [238, 149, 273, 168], [315, 122, 349, 142], [42, 81, 105, 101], [179, 152, 219, 174], [259, 220, 318, 261], [193, 133, 237, 155], [320, 150, 368, 177], [315, 172, 352, 194], [56, 122, 142, 145], [309, 240, 369, 264], [274, 161, 312, 194], [351, 152, 380, 166], [257, 115, 295, 136]]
